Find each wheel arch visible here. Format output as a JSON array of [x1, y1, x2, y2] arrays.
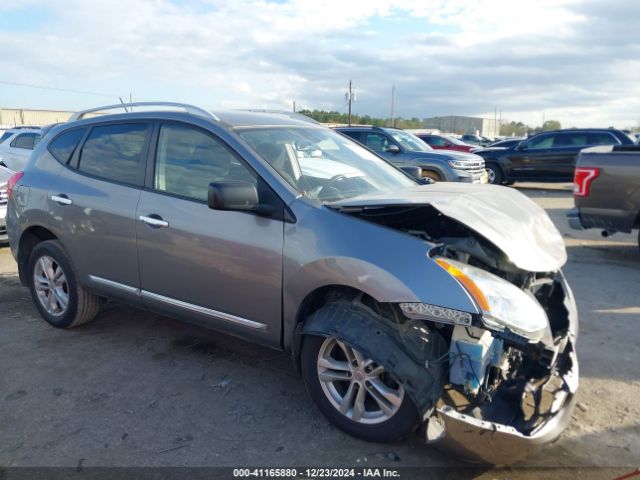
[[294, 296, 448, 416], [17, 226, 58, 285]]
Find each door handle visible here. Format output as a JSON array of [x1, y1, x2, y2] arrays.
[[51, 194, 72, 205], [139, 215, 169, 228]]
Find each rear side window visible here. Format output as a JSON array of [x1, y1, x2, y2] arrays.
[[49, 128, 86, 164], [588, 132, 618, 146], [78, 123, 148, 185], [10, 133, 39, 150], [554, 133, 588, 147]]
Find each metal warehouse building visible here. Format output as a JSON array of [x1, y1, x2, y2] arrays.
[[0, 107, 73, 130], [422, 115, 499, 137]]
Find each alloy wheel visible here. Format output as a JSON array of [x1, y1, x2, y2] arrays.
[[316, 337, 405, 424], [33, 255, 69, 316]]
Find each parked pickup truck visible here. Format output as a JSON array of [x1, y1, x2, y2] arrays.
[[568, 144, 640, 249]]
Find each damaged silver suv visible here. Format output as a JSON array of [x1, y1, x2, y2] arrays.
[[7, 103, 578, 464]]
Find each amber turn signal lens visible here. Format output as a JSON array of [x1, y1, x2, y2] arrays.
[[435, 258, 491, 312]]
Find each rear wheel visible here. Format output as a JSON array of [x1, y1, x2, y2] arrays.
[[28, 240, 100, 329], [301, 334, 419, 442], [485, 163, 504, 184]]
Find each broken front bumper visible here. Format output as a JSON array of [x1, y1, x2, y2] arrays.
[[435, 343, 578, 465], [430, 273, 579, 465]]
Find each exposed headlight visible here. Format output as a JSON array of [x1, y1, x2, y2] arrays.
[[448, 160, 471, 169], [435, 258, 549, 342]]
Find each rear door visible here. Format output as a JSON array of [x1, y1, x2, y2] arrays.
[[136, 121, 284, 346], [48, 122, 150, 302], [547, 132, 589, 180]]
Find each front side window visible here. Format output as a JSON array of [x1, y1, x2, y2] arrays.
[[10, 133, 39, 150], [363, 132, 390, 153], [154, 124, 255, 202], [0, 132, 13, 144], [525, 134, 553, 149], [238, 126, 417, 203], [424, 135, 446, 147], [78, 123, 148, 185]]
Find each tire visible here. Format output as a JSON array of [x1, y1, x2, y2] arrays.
[[27, 240, 100, 329], [422, 170, 442, 182], [485, 163, 504, 185], [301, 334, 419, 442]]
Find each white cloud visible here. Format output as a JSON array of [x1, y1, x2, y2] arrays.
[[1, 0, 639, 128]]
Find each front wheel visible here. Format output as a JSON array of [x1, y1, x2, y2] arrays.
[[485, 164, 504, 184], [422, 170, 442, 182], [301, 335, 419, 442]]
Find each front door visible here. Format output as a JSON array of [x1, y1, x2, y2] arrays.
[[136, 122, 284, 346]]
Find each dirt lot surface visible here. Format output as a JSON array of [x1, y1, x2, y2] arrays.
[[1, 183, 639, 479]]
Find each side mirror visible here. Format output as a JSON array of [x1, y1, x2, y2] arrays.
[[208, 181, 273, 216], [386, 144, 401, 154], [516, 142, 527, 151], [399, 166, 423, 180]]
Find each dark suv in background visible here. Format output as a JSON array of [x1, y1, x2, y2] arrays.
[[473, 128, 636, 184], [334, 126, 487, 183]]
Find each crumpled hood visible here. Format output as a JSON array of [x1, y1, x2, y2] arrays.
[[330, 183, 566, 272]]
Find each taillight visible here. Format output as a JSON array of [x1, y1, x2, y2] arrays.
[[6, 171, 24, 198], [573, 167, 599, 197]]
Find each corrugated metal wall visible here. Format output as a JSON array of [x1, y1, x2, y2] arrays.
[[0, 108, 73, 128]]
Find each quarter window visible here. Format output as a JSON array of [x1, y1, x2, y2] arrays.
[[49, 128, 86, 164], [154, 124, 255, 202], [78, 124, 148, 185]]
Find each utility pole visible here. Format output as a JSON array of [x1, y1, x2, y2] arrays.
[[346, 80, 355, 126], [390, 85, 395, 128], [293, 101, 296, 113]]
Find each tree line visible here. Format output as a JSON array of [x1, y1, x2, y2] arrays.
[[297, 109, 561, 135]]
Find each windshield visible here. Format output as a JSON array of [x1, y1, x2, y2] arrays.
[[386, 129, 432, 152], [237, 126, 417, 203]]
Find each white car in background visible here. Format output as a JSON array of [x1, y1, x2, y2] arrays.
[[0, 128, 41, 171], [0, 165, 11, 243]]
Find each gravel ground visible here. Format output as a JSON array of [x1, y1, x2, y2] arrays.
[[0, 183, 639, 478]]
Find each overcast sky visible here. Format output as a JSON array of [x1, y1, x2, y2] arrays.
[[1, 0, 639, 128]]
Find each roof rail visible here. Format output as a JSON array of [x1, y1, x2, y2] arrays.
[[68, 102, 219, 122]]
